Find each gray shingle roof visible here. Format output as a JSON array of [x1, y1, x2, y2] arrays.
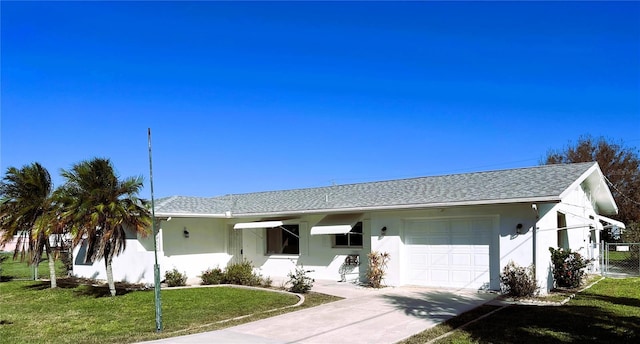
[[155, 162, 597, 217]]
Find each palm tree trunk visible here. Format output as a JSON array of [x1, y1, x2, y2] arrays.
[[105, 258, 116, 296], [45, 240, 57, 288]]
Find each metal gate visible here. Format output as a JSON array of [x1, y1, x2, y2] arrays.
[[601, 242, 640, 277]]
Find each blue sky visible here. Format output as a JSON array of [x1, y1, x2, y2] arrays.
[[1, 1, 639, 198]]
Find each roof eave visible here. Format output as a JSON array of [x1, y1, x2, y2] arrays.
[[155, 212, 229, 219], [558, 162, 598, 199], [559, 162, 618, 215], [228, 196, 561, 218]]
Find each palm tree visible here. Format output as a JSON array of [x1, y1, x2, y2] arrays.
[[0, 162, 59, 288], [58, 158, 151, 296]]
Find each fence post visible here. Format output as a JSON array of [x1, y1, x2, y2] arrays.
[[601, 241, 605, 276], [601, 241, 604, 275], [604, 241, 608, 276]]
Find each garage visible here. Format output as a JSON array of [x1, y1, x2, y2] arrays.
[[405, 217, 493, 289]]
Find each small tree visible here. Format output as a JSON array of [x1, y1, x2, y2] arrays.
[[57, 158, 151, 296], [366, 251, 390, 288], [0, 163, 61, 288], [549, 247, 591, 289]]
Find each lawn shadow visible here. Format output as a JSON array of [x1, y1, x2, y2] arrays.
[[0, 275, 14, 282], [382, 290, 493, 323], [22, 278, 140, 298], [72, 284, 136, 298], [579, 293, 640, 308], [458, 304, 640, 343]]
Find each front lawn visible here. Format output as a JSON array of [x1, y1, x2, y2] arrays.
[[401, 277, 640, 343], [0, 251, 67, 280], [0, 253, 342, 343]]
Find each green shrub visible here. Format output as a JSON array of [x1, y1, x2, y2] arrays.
[[549, 247, 591, 289], [287, 266, 314, 293], [366, 251, 390, 288], [200, 267, 225, 285], [500, 261, 538, 297], [225, 259, 261, 286], [200, 260, 272, 287], [164, 268, 187, 287]]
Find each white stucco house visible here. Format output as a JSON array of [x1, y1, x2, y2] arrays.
[[72, 162, 624, 293]]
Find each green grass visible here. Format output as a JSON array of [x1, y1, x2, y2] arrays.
[[606, 250, 633, 263], [532, 274, 603, 303], [1, 251, 67, 280], [0, 252, 343, 343], [401, 277, 640, 344], [399, 305, 503, 344]]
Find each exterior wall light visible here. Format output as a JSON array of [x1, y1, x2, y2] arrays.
[[183, 227, 190, 238], [516, 223, 524, 234], [381, 226, 387, 235]]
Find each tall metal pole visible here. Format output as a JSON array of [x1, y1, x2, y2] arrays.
[[532, 203, 539, 283], [148, 128, 163, 332]]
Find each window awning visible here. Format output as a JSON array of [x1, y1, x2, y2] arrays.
[[310, 213, 363, 235], [234, 221, 284, 230], [595, 215, 626, 229]]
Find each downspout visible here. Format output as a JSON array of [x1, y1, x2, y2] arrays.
[[532, 204, 539, 279]]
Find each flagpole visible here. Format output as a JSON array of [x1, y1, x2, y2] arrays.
[[148, 128, 163, 332]]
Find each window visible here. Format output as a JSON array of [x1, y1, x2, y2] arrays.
[[333, 222, 363, 248], [557, 212, 568, 249], [266, 225, 299, 255], [75, 239, 95, 265]]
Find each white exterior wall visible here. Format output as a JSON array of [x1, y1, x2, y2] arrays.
[[369, 214, 404, 286], [160, 217, 230, 282], [72, 217, 232, 285], [240, 216, 367, 283], [72, 184, 605, 293], [560, 183, 601, 265], [535, 185, 602, 292], [72, 233, 157, 284], [535, 202, 560, 293], [369, 205, 536, 290]]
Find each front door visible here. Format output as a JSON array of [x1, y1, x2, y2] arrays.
[[228, 227, 243, 264]]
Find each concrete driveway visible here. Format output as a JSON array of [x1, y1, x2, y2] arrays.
[[141, 280, 498, 344]]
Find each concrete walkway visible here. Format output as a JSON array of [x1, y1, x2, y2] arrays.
[[140, 280, 498, 344]]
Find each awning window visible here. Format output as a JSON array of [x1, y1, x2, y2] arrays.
[[595, 215, 626, 229], [234, 221, 284, 230], [310, 213, 363, 235]]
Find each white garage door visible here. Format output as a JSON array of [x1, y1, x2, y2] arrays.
[[405, 218, 493, 289]]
